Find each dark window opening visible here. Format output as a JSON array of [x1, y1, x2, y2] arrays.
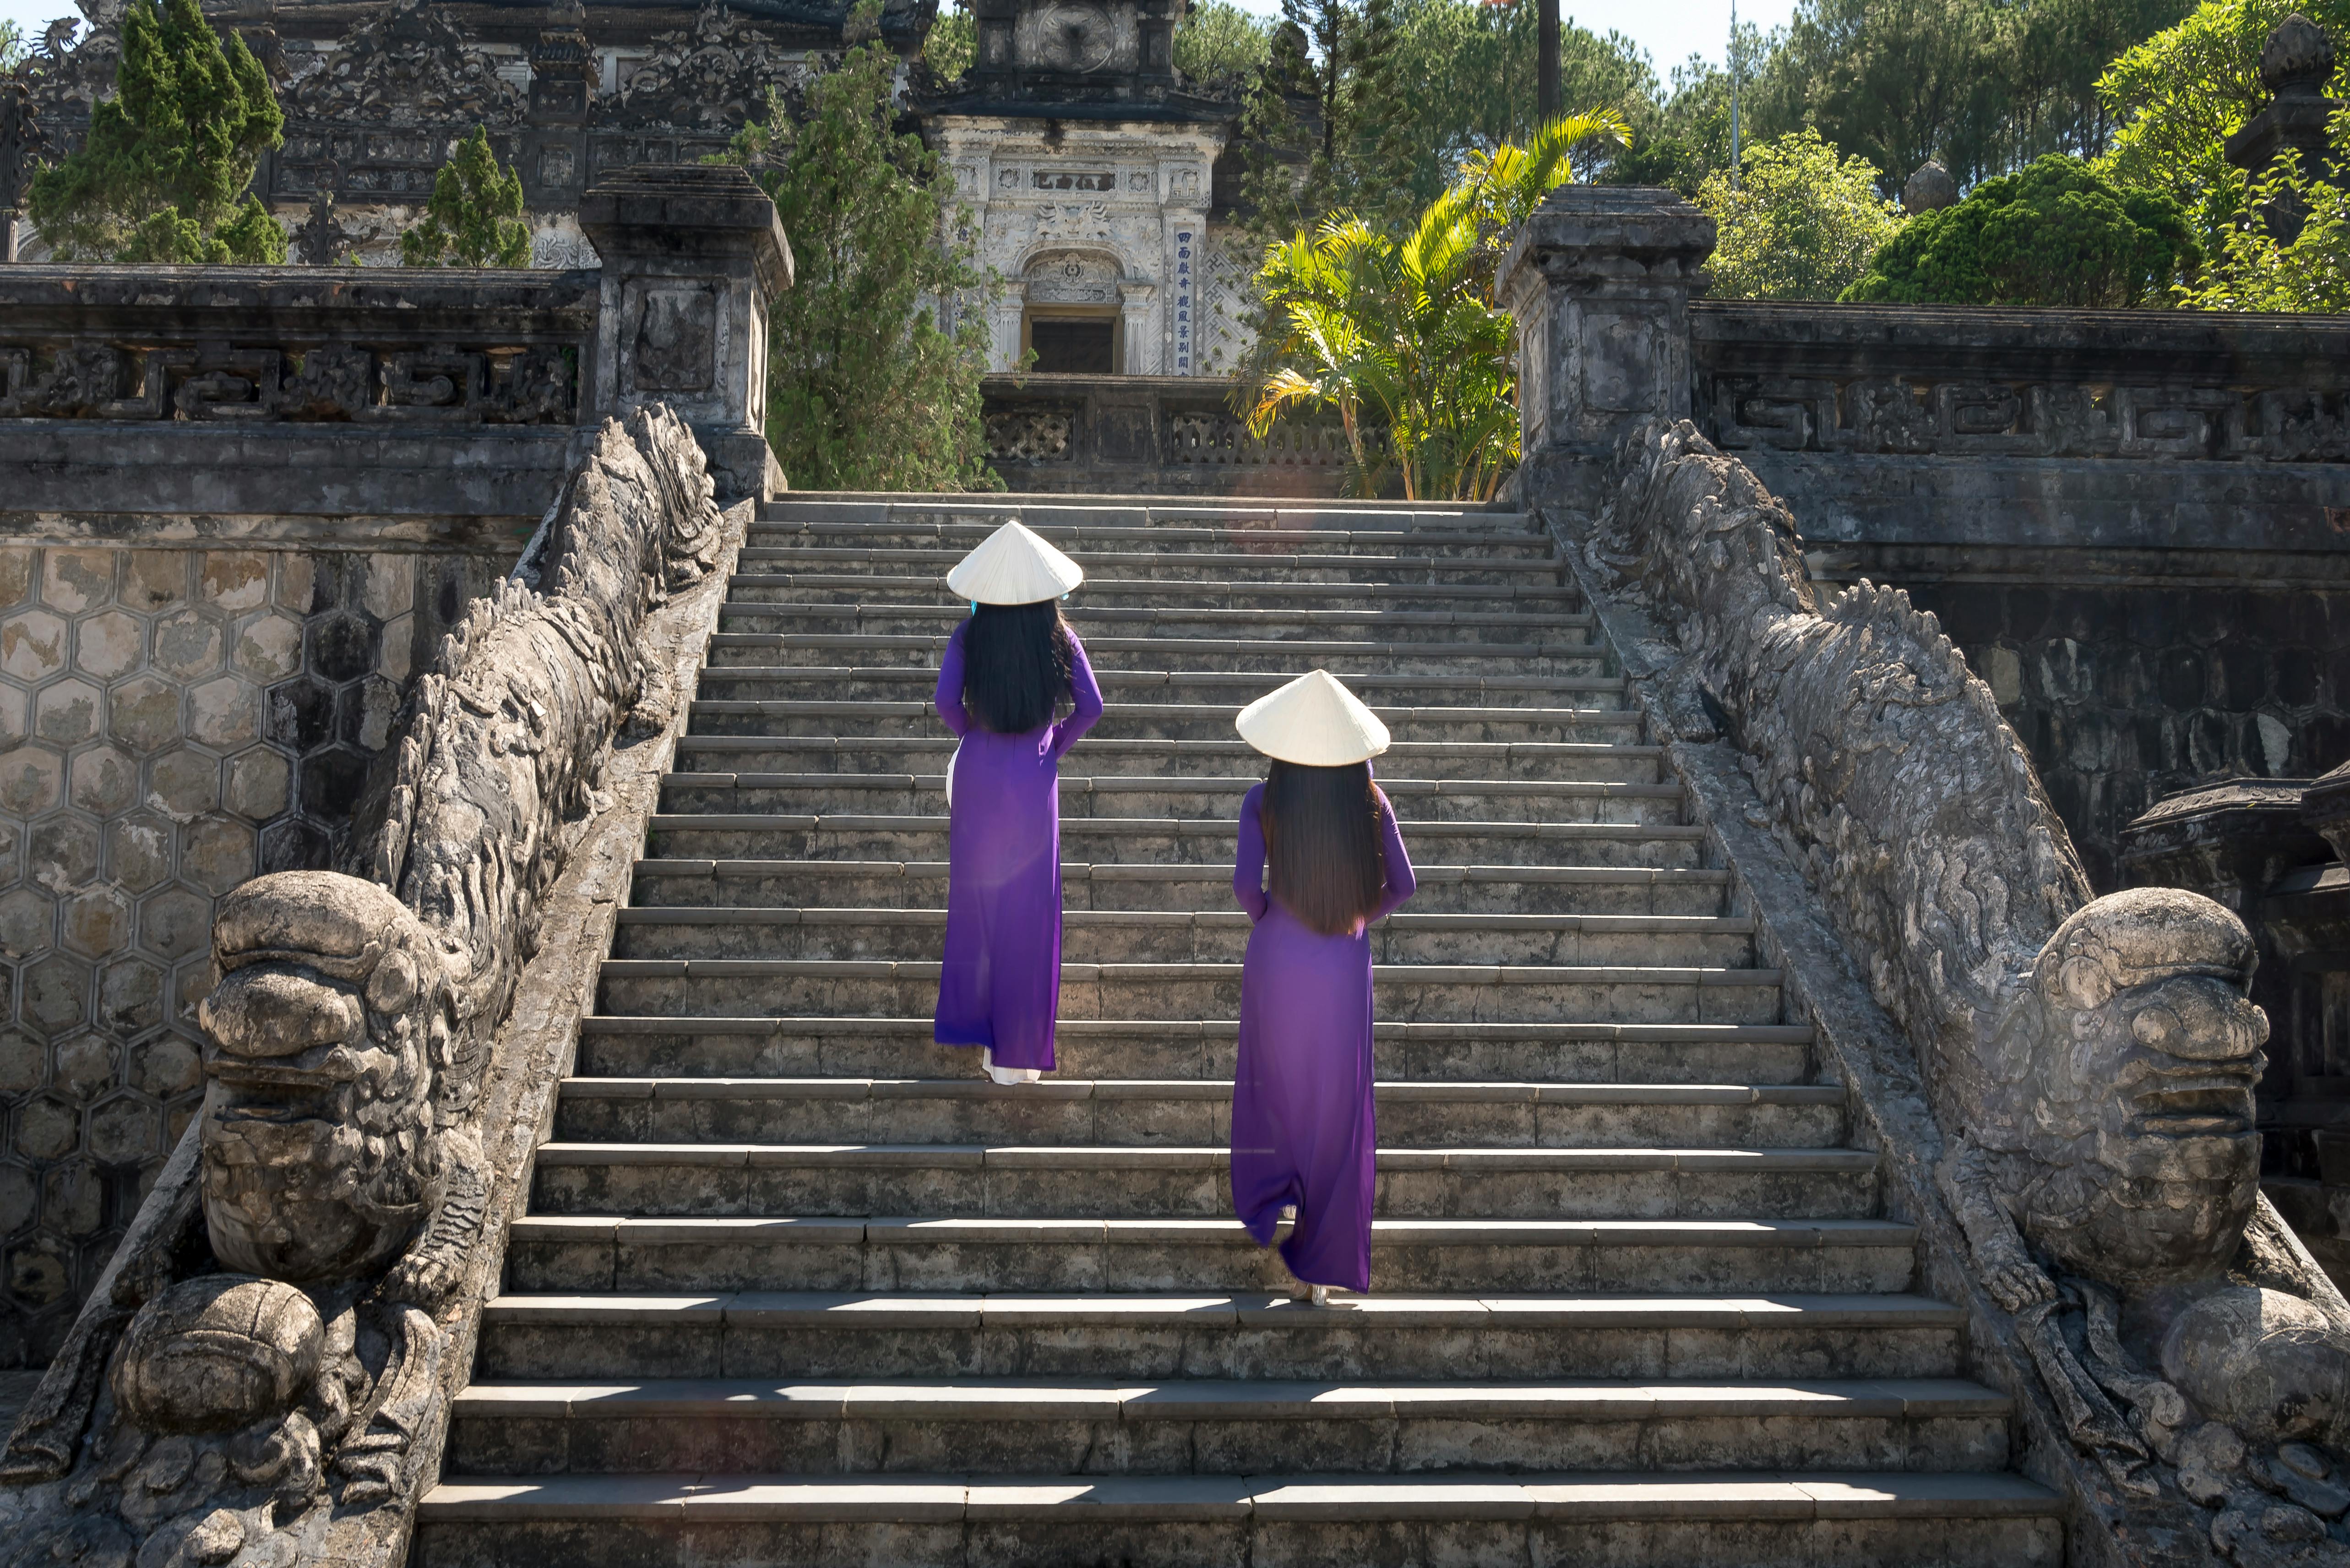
[[1031, 318, 1115, 374]]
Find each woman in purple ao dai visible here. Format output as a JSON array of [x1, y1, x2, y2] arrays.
[[1229, 670, 1416, 1302], [932, 522, 1104, 1086]]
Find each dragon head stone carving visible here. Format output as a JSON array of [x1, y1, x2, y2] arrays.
[[196, 871, 462, 1285], [1996, 887, 2270, 1290]]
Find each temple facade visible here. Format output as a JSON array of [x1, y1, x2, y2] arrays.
[[9, 0, 1258, 365]]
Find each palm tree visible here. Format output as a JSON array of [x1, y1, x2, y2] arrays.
[[1246, 109, 1631, 501]]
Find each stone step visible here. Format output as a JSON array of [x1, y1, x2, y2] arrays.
[[758, 495, 1530, 528], [594, 959, 1785, 1028], [704, 631, 1609, 676], [630, 860, 1732, 918], [735, 544, 1563, 585], [717, 600, 1594, 641], [671, 735, 1661, 784], [723, 574, 1583, 615], [571, 1018, 1818, 1087], [528, 1142, 1875, 1222], [640, 817, 1700, 870], [505, 1214, 1922, 1295], [655, 773, 1684, 827], [413, 1470, 2063, 1568], [609, 908, 1753, 968], [473, 1290, 1962, 1382], [552, 1077, 1846, 1150], [441, 1375, 2010, 1480], [686, 699, 1643, 746], [691, 665, 1630, 710], [747, 520, 1560, 558]]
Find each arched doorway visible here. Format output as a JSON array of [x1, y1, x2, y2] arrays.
[[1022, 250, 1126, 374]]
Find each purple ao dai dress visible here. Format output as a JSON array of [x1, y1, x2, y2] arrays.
[[1229, 779, 1417, 1292], [931, 619, 1104, 1073]]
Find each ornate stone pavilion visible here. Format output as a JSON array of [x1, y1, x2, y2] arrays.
[[11, 0, 1256, 368], [913, 0, 1246, 376]]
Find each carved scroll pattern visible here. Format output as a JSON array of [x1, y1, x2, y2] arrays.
[[1703, 374, 2350, 462], [0, 343, 577, 424]]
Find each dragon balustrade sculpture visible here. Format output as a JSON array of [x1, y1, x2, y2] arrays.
[[0, 405, 722, 1566], [1582, 417, 2350, 1568]]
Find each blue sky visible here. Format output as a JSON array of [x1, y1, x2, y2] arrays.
[[1, 0, 1796, 82]]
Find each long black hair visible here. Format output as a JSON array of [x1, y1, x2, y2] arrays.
[[962, 599, 1076, 734], [1262, 759, 1387, 936]]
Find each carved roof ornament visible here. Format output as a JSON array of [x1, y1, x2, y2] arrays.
[[284, 0, 523, 126], [603, 0, 818, 130], [1901, 158, 1956, 214], [2262, 11, 2338, 97]]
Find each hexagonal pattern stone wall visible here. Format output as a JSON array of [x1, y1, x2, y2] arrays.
[[0, 543, 504, 1365]]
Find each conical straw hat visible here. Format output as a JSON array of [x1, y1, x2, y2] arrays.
[[1235, 670, 1391, 766], [945, 520, 1084, 605]]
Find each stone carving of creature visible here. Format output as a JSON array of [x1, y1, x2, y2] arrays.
[[196, 871, 478, 1301], [1953, 888, 2272, 1300]]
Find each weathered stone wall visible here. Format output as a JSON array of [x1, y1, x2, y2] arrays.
[[1694, 299, 2350, 889], [981, 373, 1355, 496], [0, 539, 507, 1366], [0, 182, 787, 1364]]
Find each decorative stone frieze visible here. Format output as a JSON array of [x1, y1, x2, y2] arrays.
[[283, 0, 527, 128]]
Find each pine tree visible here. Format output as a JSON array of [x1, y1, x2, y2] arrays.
[[400, 125, 532, 267], [26, 0, 284, 263], [733, 0, 998, 491]]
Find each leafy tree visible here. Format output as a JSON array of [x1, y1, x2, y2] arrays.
[[1238, 0, 1420, 236], [1, 21, 24, 71], [1697, 129, 1903, 299], [1383, 0, 1656, 204], [400, 125, 531, 267], [734, 1, 998, 491], [1174, 0, 1275, 94], [2099, 0, 2350, 240], [924, 0, 975, 82], [1248, 113, 1620, 500], [1843, 153, 2199, 305], [1745, 0, 2186, 191], [26, 0, 283, 263], [2175, 103, 2350, 310]]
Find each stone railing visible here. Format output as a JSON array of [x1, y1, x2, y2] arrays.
[[0, 267, 597, 427], [0, 405, 751, 1566], [1507, 183, 2350, 1568], [0, 163, 791, 529], [980, 372, 1355, 496], [1696, 300, 2350, 468]]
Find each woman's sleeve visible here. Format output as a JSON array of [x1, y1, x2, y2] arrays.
[[1048, 627, 1105, 760], [934, 619, 972, 737], [1233, 783, 1270, 922], [1370, 789, 1417, 923]]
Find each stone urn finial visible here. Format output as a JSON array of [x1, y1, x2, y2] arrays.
[[2263, 12, 2338, 97], [1902, 159, 1957, 214]]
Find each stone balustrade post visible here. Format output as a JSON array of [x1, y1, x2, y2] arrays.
[[579, 163, 794, 501], [1497, 185, 1716, 510]]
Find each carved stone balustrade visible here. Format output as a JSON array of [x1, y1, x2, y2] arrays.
[[979, 372, 1352, 495]]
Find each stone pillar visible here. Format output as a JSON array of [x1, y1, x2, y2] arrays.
[[1496, 185, 1716, 511], [1118, 282, 1157, 375], [2226, 13, 2344, 241], [579, 163, 794, 501]]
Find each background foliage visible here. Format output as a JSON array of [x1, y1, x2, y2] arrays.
[[399, 125, 531, 268], [738, 7, 1001, 491], [1696, 129, 1904, 299], [1844, 153, 2200, 305], [26, 0, 283, 263]]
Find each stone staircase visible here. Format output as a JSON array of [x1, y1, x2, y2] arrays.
[[411, 495, 2063, 1566]]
